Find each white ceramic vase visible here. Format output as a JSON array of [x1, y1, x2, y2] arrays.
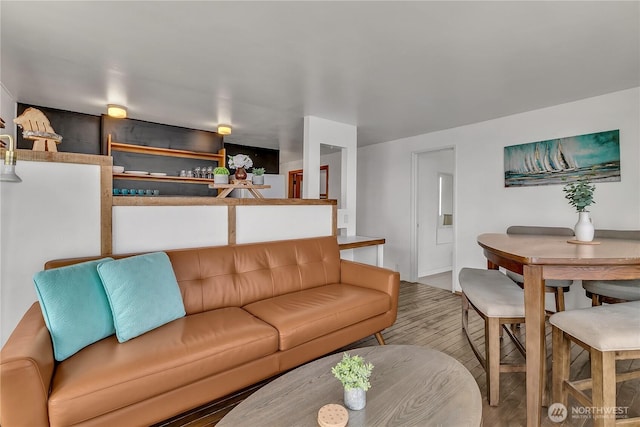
[[344, 387, 366, 410], [574, 211, 594, 242], [214, 174, 229, 184]]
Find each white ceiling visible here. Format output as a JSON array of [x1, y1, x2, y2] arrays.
[[1, 1, 638, 163]]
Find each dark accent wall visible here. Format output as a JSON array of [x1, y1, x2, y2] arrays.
[[101, 116, 223, 154], [16, 104, 101, 154], [15, 103, 280, 195], [225, 142, 279, 174]]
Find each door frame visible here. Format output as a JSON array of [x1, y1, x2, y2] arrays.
[[409, 146, 456, 288], [288, 165, 329, 198]]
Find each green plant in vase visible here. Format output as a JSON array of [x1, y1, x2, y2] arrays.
[[332, 353, 373, 410], [213, 166, 230, 184], [562, 174, 596, 242], [213, 167, 230, 176], [562, 177, 595, 212], [252, 167, 265, 185]]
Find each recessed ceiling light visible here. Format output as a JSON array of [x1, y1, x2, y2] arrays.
[[107, 104, 127, 119], [217, 124, 232, 135]]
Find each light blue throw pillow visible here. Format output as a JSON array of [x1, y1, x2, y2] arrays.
[[97, 252, 185, 343], [33, 258, 115, 361]]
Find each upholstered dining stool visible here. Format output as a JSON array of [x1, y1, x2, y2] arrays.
[[506, 226, 574, 312], [550, 301, 640, 427], [583, 280, 640, 305], [460, 267, 528, 406], [583, 229, 640, 306]]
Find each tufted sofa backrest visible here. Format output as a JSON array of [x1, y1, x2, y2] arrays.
[[45, 236, 341, 315], [166, 236, 341, 314]]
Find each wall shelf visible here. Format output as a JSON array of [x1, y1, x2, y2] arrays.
[[108, 134, 225, 188], [112, 173, 214, 184], [108, 138, 225, 163]]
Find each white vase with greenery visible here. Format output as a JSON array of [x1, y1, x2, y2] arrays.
[[252, 167, 265, 185], [563, 176, 596, 242], [213, 167, 230, 184], [331, 353, 374, 411]]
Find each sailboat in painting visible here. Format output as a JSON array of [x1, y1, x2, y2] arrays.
[[512, 140, 575, 175], [551, 141, 577, 172]]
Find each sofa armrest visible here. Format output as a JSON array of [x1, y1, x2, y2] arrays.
[[1, 303, 54, 427], [340, 260, 400, 316]]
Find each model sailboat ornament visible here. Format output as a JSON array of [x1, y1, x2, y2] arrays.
[[13, 107, 63, 151]]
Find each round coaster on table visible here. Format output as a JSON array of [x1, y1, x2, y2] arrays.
[[317, 403, 349, 427], [567, 239, 601, 245]]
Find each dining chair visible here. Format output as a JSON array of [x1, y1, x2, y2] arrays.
[[506, 226, 574, 312], [583, 230, 640, 306], [551, 300, 640, 427], [460, 267, 530, 406]]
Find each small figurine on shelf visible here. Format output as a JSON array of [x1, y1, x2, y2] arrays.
[[14, 107, 63, 152], [228, 154, 253, 181]]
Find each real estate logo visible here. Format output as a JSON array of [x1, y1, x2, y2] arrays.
[[548, 403, 568, 423]]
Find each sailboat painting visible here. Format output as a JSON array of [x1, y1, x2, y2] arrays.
[[504, 130, 620, 187]]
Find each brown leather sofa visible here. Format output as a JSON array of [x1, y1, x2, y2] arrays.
[[0, 236, 400, 426]]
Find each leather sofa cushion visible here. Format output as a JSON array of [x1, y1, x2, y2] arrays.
[[244, 284, 391, 351], [47, 308, 278, 426], [168, 236, 341, 314]]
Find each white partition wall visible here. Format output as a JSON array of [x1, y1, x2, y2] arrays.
[[235, 205, 333, 244], [303, 116, 357, 236], [1, 159, 102, 346], [112, 206, 229, 253]]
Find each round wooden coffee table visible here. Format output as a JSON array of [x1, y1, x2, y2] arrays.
[[217, 345, 482, 426]]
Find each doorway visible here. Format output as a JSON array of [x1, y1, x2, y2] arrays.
[[410, 147, 455, 291], [288, 165, 329, 199]]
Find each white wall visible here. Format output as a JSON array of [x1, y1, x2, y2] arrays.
[[113, 204, 334, 249], [1, 83, 16, 141], [113, 206, 229, 253], [1, 161, 102, 345], [358, 88, 640, 295], [303, 116, 358, 235], [236, 205, 333, 243]]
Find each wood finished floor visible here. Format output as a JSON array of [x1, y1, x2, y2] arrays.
[[157, 281, 640, 427]]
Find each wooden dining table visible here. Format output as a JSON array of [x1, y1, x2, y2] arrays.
[[476, 233, 640, 427]]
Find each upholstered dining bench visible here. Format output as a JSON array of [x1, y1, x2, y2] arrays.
[[550, 301, 640, 427], [460, 267, 527, 406], [582, 229, 640, 306]]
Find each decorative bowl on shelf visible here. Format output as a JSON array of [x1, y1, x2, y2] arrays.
[[113, 166, 125, 174]]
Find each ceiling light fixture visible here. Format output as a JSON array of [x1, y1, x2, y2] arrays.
[[217, 125, 232, 136], [107, 104, 127, 119]]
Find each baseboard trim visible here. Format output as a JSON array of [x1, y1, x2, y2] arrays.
[[418, 267, 453, 277]]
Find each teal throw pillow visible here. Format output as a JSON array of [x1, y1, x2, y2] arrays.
[[33, 258, 115, 361], [97, 252, 185, 343]]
